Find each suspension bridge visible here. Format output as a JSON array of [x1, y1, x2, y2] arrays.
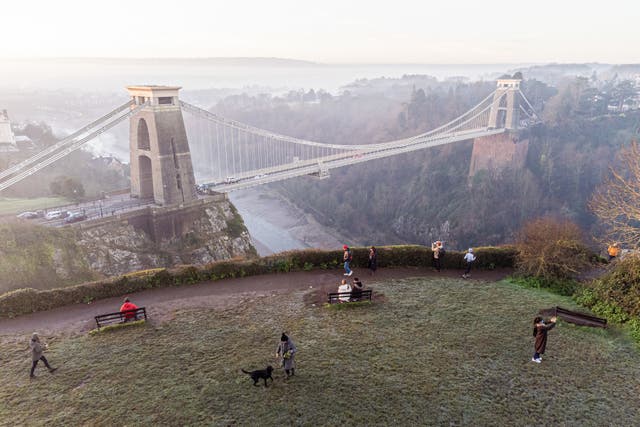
[[0, 78, 537, 206]]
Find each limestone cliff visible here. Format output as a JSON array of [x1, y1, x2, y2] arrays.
[[74, 196, 256, 276]]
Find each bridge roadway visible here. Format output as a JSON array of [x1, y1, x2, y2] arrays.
[[206, 127, 506, 192], [17, 128, 504, 227]]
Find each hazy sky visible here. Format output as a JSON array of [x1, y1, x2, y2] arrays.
[[2, 0, 638, 63]]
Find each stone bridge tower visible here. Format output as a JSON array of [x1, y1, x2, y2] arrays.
[[127, 86, 197, 206], [488, 78, 521, 130], [469, 77, 528, 176]]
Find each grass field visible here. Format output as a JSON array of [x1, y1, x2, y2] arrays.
[[0, 197, 68, 216], [1, 277, 639, 426]]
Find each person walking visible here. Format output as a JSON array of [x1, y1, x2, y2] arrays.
[[431, 241, 442, 272], [343, 245, 353, 276], [532, 316, 557, 363], [276, 333, 297, 378], [367, 246, 377, 276], [462, 248, 476, 278], [29, 333, 57, 378]]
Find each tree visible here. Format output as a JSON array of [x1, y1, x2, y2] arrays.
[[50, 176, 85, 201], [590, 140, 640, 248], [516, 217, 591, 280]]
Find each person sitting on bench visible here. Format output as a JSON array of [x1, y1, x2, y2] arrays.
[[119, 297, 139, 322], [338, 279, 352, 302], [351, 277, 364, 301]]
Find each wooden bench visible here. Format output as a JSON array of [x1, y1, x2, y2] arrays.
[[539, 306, 607, 328], [95, 307, 147, 328], [328, 289, 372, 304]]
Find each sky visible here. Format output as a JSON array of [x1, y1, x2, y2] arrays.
[[1, 0, 639, 64]]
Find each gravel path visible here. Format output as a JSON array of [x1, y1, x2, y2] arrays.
[[0, 267, 511, 338]]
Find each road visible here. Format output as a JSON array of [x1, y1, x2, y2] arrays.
[[20, 193, 156, 227]]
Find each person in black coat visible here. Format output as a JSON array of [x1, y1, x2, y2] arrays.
[[367, 246, 377, 275]]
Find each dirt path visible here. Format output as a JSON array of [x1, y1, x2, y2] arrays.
[[0, 267, 511, 338]]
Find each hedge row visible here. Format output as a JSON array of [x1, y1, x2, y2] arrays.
[[0, 245, 517, 319]]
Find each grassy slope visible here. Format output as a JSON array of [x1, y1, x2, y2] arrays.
[[1, 277, 639, 426], [0, 197, 68, 216], [0, 222, 97, 293]]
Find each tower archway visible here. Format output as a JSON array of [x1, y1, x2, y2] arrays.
[[138, 155, 154, 198], [137, 118, 151, 150]]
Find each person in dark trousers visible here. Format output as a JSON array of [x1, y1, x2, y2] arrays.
[[368, 246, 377, 275], [431, 241, 442, 272], [462, 248, 476, 278], [532, 316, 557, 363], [276, 333, 297, 378], [343, 245, 353, 276], [29, 333, 57, 378], [351, 277, 364, 301]]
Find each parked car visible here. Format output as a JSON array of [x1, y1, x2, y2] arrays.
[[44, 210, 67, 220], [65, 212, 87, 224], [16, 211, 39, 219]]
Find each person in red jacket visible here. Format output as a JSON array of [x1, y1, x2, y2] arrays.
[[120, 297, 139, 322]]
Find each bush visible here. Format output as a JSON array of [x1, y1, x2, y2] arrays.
[[515, 217, 592, 280], [0, 245, 518, 319], [573, 259, 640, 346], [586, 254, 640, 317]]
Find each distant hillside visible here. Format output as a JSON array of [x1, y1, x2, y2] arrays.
[[32, 57, 321, 67], [211, 74, 640, 249]]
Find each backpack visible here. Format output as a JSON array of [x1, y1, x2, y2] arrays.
[[347, 249, 353, 262], [439, 248, 446, 258]]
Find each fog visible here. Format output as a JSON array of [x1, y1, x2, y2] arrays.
[[0, 58, 527, 161], [0, 58, 518, 94]]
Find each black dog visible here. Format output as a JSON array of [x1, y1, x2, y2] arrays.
[[241, 365, 274, 387]]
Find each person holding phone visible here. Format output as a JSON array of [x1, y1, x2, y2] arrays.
[[532, 316, 557, 363]]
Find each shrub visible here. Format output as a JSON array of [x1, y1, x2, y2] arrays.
[[515, 217, 591, 280], [628, 318, 640, 343], [587, 254, 640, 317]]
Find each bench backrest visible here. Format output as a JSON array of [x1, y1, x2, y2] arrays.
[[95, 307, 147, 328], [327, 289, 372, 304]]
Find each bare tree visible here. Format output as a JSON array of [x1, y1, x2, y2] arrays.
[[516, 217, 590, 280], [590, 140, 640, 248]]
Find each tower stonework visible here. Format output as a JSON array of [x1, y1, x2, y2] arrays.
[[470, 78, 527, 176], [127, 86, 197, 206], [488, 78, 521, 130]]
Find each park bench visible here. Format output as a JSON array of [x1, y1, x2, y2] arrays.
[[327, 289, 372, 304], [94, 307, 147, 328], [539, 306, 607, 328]]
